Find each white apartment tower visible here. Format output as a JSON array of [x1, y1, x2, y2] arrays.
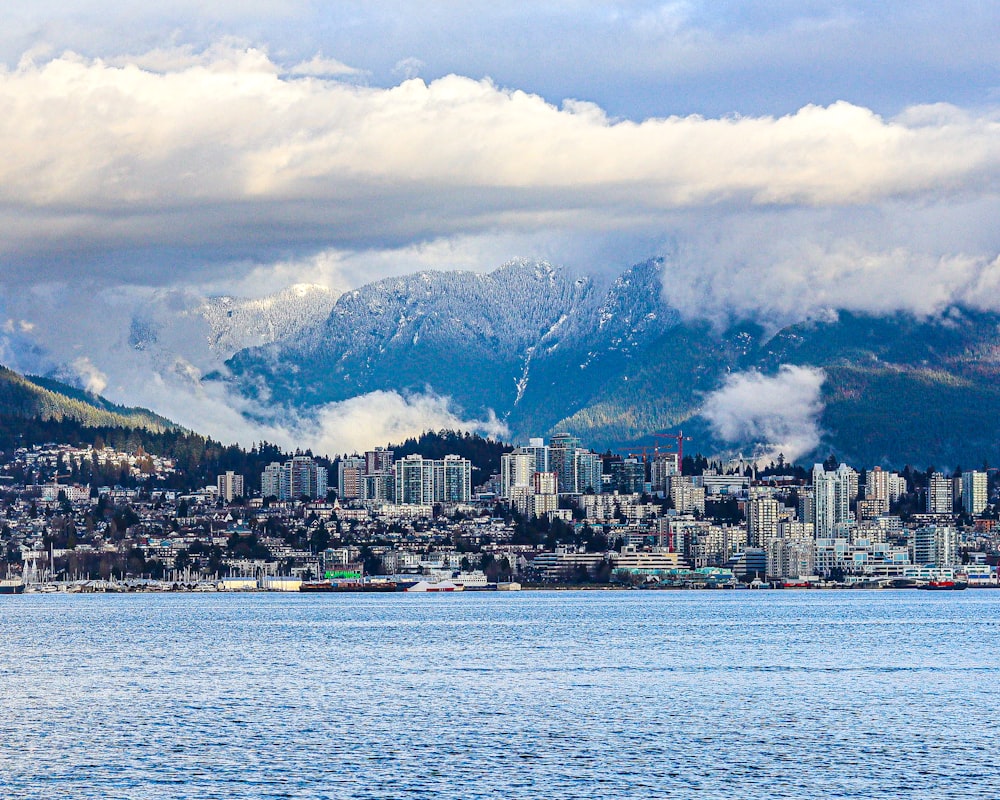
[[913, 525, 959, 566], [865, 467, 890, 515], [393, 454, 472, 505], [961, 471, 988, 516], [926, 473, 953, 515], [501, 451, 537, 499], [812, 463, 855, 538], [261, 457, 328, 501], [747, 497, 781, 547]]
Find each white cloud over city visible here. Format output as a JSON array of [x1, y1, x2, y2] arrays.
[[700, 365, 827, 463], [1, 48, 998, 278]]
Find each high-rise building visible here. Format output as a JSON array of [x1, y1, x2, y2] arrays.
[[671, 477, 706, 515], [261, 462, 287, 500], [530, 492, 559, 518], [747, 497, 781, 547], [261, 457, 327, 501], [394, 455, 436, 505], [797, 490, 814, 528], [527, 471, 559, 519], [650, 453, 679, 492], [574, 450, 603, 494], [364, 448, 394, 475], [913, 525, 959, 566], [521, 438, 550, 475], [865, 466, 890, 515], [532, 471, 558, 495], [545, 434, 604, 494], [608, 458, 645, 494], [217, 471, 244, 502], [961, 471, 988, 516], [548, 433, 582, 493], [338, 456, 366, 501], [766, 535, 815, 580], [361, 471, 395, 503], [288, 456, 328, 500], [501, 451, 536, 498], [393, 454, 472, 505], [812, 463, 854, 538], [441, 455, 472, 503], [927, 473, 953, 514]]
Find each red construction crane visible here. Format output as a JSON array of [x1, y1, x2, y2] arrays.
[[653, 431, 692, 466], [614, 446, 654, 462]]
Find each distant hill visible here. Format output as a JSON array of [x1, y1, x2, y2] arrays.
[[0, 363, 307, 492], [0, 365, 179, 434]]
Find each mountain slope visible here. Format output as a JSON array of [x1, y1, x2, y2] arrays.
[[0, 365, 180, 433], [228, 260, 602, 413], [755, 310, 1000, 466]]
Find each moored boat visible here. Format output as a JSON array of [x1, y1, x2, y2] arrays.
[[0, 577, 25, 595], [917, 580, 968, 590], [300, 579, 398, 592]]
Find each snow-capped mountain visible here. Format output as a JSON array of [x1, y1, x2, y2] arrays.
[[225, 259, 1000, 467], [199, 284, 341, 355], [225, 258, 682, 440]]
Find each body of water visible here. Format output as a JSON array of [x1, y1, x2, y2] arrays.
[[1, 590, 998, 798]]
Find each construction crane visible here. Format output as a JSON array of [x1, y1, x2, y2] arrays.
[[613, 446, 655, 462], [653, 431, 693, 467]]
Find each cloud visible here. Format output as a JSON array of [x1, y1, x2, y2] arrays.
[[6, 2, 998, 121], [392, 57, 425, 80], [0, 278, 507, 454], [302, 390, 508, 456], [660, 203, 1000, 327], [1, 45, 999, 289], [700, 365, 826, 463], [288, 54, 365, 78], [70, 356, 108, 395], [100, 379, 507, 458]]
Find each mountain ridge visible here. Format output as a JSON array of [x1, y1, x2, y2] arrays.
[[224, 260, 1000, 468]]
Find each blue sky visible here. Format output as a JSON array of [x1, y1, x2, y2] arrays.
[[7, 2, 999, 118]]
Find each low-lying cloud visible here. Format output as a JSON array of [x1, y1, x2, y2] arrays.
[[700, 365, 827, 463], [160, 384, 509, 457], [304, 391, 508, 456], [0, 280, 508, 455]]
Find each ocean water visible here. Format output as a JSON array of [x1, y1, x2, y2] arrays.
[[1, 590, 998, 799]]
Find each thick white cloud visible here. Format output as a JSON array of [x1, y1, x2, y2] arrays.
[[70, 356, 108, 395], [117, 380, 507, 457], [0, 46, 999, 286], [4, 2, 999, 120], [700, 365, 826, 463], [305, 391, 508, 456], [662, 204, 1000, 326]]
